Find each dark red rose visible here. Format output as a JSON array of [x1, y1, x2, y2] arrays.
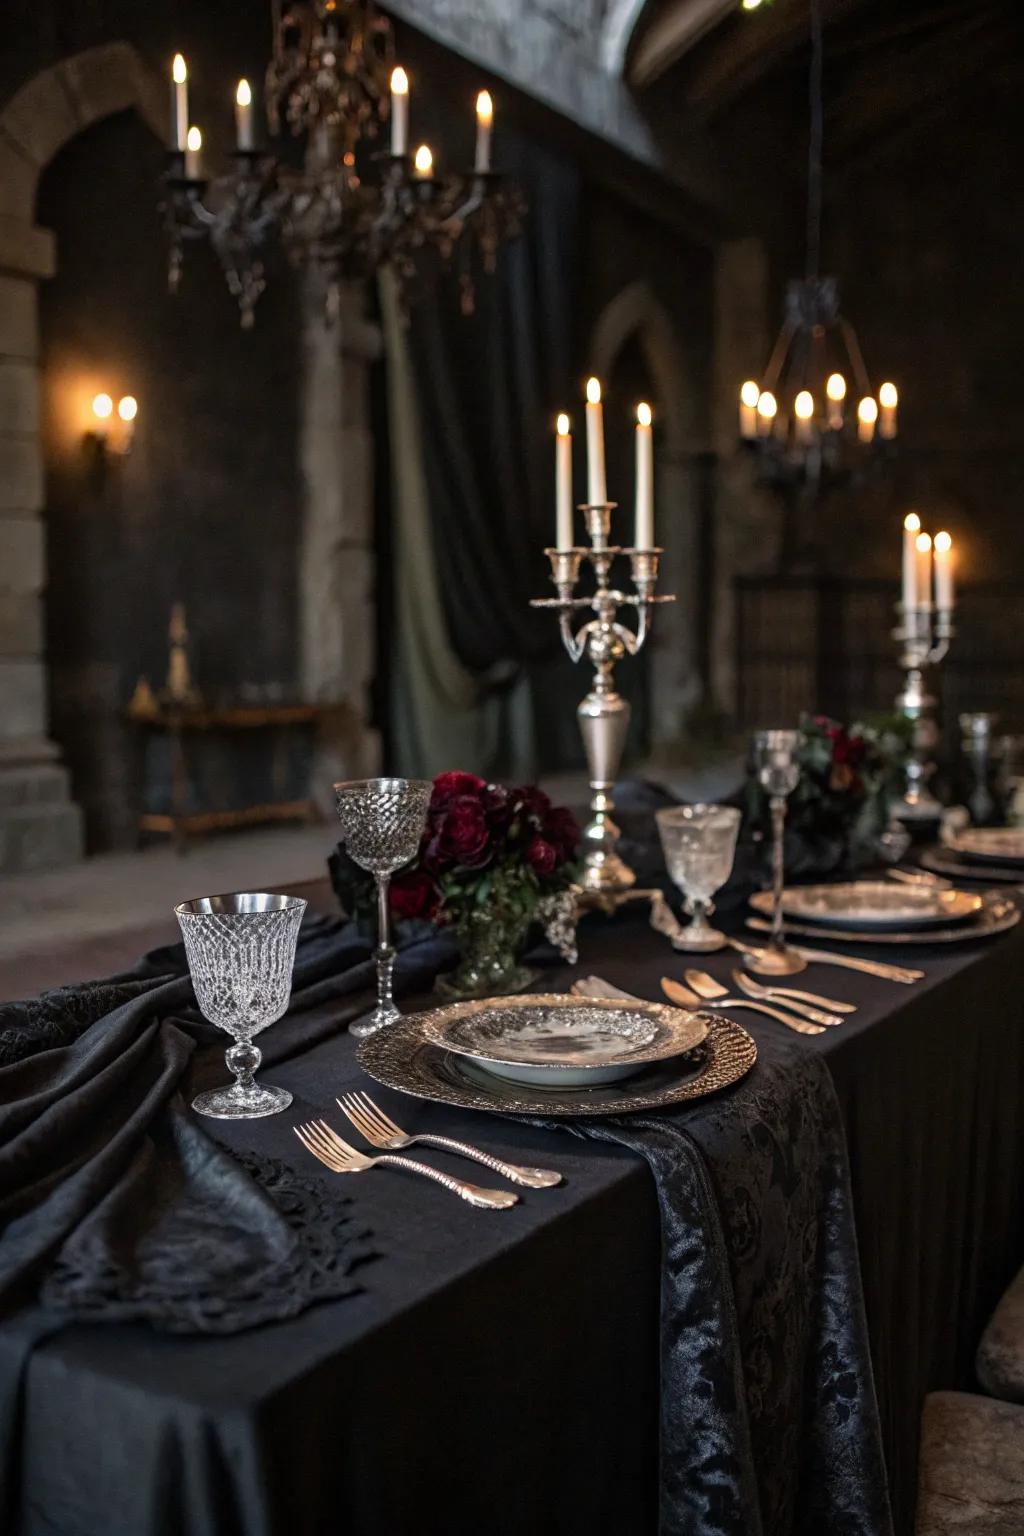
[[432, 771, 486, 806], [389, 870, 440, 921], [437, 795, 493, 869], [513, 785, 552, 827], [526, 835, 557, 875], [481, 782, 514, 836], [542, 805, 580, 861]]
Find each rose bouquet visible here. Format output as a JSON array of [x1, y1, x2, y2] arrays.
[[330, 771, 580, 997]]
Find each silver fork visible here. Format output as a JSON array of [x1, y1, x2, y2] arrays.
[[729, 969, 856, 1013], [337, 1091, 562, 1189], [731, 970, 845, 1027], [294, 1120, 519, 1209]]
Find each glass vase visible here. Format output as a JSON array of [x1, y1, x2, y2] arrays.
[[436, 908, 538, 1000]]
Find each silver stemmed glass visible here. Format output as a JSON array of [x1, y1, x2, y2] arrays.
[[656, 803, 741, 952], [745, 729, 808, 977], [176, 892, 307, 1119], [334, 777, 433, 1038]]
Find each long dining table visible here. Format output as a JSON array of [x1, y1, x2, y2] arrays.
[[2, 886, 1023, 1536]]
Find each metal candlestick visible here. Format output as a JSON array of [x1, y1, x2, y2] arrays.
[[531, 503, 674, 905], [893, 602, 955, 820]]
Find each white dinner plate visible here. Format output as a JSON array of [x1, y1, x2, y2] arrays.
[[750, 881, 983, 930], [413, 993, 709, 1088]]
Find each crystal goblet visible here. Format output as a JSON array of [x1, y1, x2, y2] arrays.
[[745, 729, 807, 977], [334, 777, 433, 1038], [656, 803, 741, 952], [176, 892, 307, 1119]]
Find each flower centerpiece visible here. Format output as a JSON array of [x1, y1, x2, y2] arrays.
[[330, 771, 580, 998]]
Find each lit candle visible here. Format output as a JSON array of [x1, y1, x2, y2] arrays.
[[826, 371, 846, 429], [635, 403, 654, 549], [756, 390, 777, 437], [555, 414, 573, 551], [185, 125, 202, 179], [413, 143, 433, 179], [390, 67, 409, 156], [794, 390, 814, 444], [585, 377, 606, 506], [879, 381, 898, 439], [739, 380, 759, 438], [235, 79, 253, 150], [857, 396, 878, 443], [171, 55, 188, 152], [915, 531, 933, 607], [903, 512, 921, 608], [475, 90, 493, 174], [933, 530, 954, 610]]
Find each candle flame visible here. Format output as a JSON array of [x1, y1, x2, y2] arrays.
[[794, 390, 814, 420], [413, 143, 433, 175], [904, 512, 921, 533], [857, 396, 878, 424], [92, 393, 113, 420], [172, 54, 187, 84], [556, 413, 570, 436], [391, 66, 409, 95], [826, 372, 846, 401], [186, 126, 202, 152], [879, 381, 898, 408], [740, 380, 760, 408], [118, 395, 138, 423], [236, 79, 252, 107], [586, 377, 601, 405], [637, 402, 652, 427], [476, 90, 493, 123], [756, 390, 777, 419], [916, 532, 932, 554], [934, 531, 952, 553]]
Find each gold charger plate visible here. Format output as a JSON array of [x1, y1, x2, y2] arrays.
[[945, 827, 1024, 866], [357, 1011, 756, 1118], [746, 895, 1019, 946], [920, 847, 1024, 885], [750, 881, 982, 930]]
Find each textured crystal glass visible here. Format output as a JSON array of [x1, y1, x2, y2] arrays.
[[746, 729, 806, 977], [176, 892, 306, 1119], [656, 803, 741, 952], [334, 777, 433, 1038]]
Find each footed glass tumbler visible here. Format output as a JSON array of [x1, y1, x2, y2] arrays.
[[656, 803, 741, 952]]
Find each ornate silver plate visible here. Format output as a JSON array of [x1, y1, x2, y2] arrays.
[[357, 1012, 756, 1118], [414, 993, 708, 1087], [946, 828, 1024, 866], [746, 894, 1019, 946], [750, 881, 982, 930], [921, 847, 1024, 885]]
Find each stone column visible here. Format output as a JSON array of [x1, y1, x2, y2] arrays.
[[299, 277, 383, 811], [0, 220, 83, 870]]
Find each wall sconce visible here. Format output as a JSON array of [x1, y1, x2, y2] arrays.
[[83, 392, 138, 478]]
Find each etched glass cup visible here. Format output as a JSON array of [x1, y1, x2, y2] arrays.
[[656, 803, 741, 952], [334, 777, 433, 1038], [176, 891, 306, 1119]]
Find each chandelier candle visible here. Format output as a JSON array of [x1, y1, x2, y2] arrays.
[[475, 91, 493, 173], [879, 382, 899, 438], [555, 414, 573, 551], [585, 377, 607, 506], [826, 372, 846, 429], [893, 518, 956, 820], [390, 67, 409, 156], [171, 55, 188, 151], [235, 80, 254, 150], [635, 403, 654, 549]]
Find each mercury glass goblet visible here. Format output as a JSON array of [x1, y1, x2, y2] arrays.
[[745, 729, 807, 977], [176, 892, 307, 1119], [334, 777, 433, 1038], [656, 804, 741, 952]]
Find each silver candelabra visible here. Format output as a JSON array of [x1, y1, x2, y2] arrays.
[[892, 600, 955, 820], [531, 504, 674, 905]]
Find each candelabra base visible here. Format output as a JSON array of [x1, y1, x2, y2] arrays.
[[893, 789, 943, 823]]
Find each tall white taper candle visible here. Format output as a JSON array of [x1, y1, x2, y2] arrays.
[[390, 68, 409, 156], [585, 377, 606, 506], [635, 403, 654, 549], [172, 55, 188, 152], [555, 414, 573, 551], [235, 80, 253, 150], [475, 91, 493, 173], [902, 512, 920, 609], [933, 531, 954, 610]]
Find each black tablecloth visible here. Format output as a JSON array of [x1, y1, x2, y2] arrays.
[[3, 904, 1023, 1535]]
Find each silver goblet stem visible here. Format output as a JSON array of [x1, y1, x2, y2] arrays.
[[769, 796, 787, 953]]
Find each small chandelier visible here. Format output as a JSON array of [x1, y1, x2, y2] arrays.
[[737, 0, 897, 486], [162, 0, 524, 326]]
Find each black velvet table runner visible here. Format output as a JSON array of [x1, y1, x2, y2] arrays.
[[3, 900, 1022, 1535]]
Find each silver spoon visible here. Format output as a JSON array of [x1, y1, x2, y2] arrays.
[[661, 976, 825, 1036], [728, 969, 844, 1027], [726, 969, 855, 1013]]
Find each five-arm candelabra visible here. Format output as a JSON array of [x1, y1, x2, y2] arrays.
[[892, 600, 955, 820], [531, 504, 674, 906]]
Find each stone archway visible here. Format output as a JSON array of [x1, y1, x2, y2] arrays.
[[589, 279, 704, 746], [0, 47, 172, 869]]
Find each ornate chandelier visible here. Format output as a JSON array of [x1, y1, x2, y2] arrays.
[[737, 0, 897, 487], [162, 0, 524, 326]]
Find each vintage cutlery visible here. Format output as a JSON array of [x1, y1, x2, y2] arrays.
[[294, 1120, 519, 1209], [661, 976, 825, 1036], [730, 934, 923, 983], [887, 866, 953, 890], [729, 969, 855, 1014], [337, 1091, 562, 1188], [570, 975, 644, 1003], [729, 970, 844, 1026], [685, 967, 842, 1028]]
